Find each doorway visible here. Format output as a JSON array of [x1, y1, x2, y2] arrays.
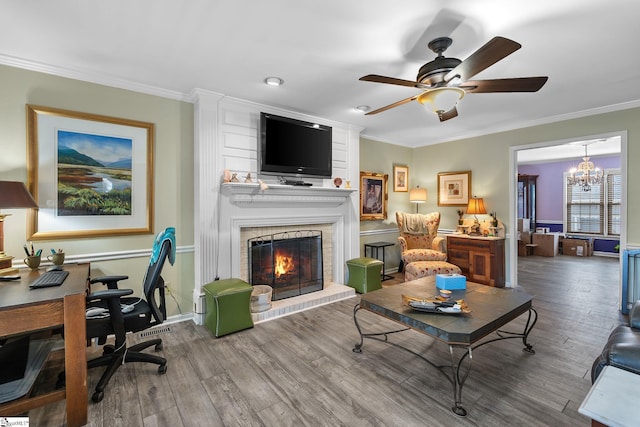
[[509, 131, 627, 306]]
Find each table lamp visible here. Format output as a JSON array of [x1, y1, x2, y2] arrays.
[[409, 186, 427, 213], [466, 196, 486, 236], [0, 181, 38, 275]]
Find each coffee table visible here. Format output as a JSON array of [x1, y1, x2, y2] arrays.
[[352, 276, 537, 416]]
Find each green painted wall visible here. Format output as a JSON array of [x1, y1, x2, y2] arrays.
[[0, 64, 195, 317], [359, 137, 412, 269]]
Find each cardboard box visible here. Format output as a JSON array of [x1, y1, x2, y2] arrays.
[[532, 232, 561, 257], [518, 240, 527, 257], [519, 231, 532, 244], [563, 238, 594, 257], [436, 274, 467, 290], [517, 218, 531, 233]]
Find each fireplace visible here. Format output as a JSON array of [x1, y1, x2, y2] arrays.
[[249, 230, 323, 301]]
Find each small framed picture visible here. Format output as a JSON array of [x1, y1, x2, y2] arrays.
[[360, 171, 388, 221], [393, 165, 409, 192], [437, 171, 471, 206]]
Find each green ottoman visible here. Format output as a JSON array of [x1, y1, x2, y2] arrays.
[[346, 257, 384, 293], [203, 279, 254, 337]]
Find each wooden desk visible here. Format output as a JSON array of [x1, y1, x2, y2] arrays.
[[0, 263, 89, 426]]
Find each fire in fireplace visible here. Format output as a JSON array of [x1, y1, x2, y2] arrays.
[[249, 230, 323, 300]]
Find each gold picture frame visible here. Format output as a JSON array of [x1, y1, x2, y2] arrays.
[[26, 105, 154, 240], [437, 170, 471, 206], [360, 171, 388, 220], [393, 165, 409, 192]]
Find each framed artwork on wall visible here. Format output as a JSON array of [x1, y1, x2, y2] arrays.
[[437, 170, 471, 206], [26, 105, 155, 240], [393, 165, 409, 192], [360, 171, 388, 220]]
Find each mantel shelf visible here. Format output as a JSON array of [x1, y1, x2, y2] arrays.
[[221, 183, 355, 207]]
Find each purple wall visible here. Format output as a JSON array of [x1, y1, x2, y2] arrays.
[[518, 156, 620, 222]]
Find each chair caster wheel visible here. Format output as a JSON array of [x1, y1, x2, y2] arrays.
[[158, 364, 167, 374], [92, 391, 104, 403], [155, 343, 163, 351]]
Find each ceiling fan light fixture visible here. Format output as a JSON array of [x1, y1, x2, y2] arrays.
[[417, 87, 465, 114], [264, 77, 284, 86]]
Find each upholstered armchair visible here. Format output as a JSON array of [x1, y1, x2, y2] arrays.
[[396, 211, 447, 270]]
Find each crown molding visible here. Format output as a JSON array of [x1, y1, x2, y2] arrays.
[[0, 53, 191, 102]]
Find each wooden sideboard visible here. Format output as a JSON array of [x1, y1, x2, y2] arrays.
[[447, 235, 505, 287]]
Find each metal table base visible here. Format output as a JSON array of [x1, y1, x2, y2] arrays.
[[352, 303, 537, 416]]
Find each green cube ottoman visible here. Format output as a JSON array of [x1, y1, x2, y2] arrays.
[[203, 278, 254, 337], [346, 257, 384, 293]]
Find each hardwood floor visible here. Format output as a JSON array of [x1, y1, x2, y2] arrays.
[[29, 255, 622, 426]]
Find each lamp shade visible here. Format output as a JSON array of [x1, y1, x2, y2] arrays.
[[417, 87, 465, 113], [409, 186, 427, 203], [0, 181, 38, 209], [466, 197, 486, 215]]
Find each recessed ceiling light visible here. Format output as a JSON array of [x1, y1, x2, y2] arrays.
[[264, 77, 284, 86], [355, 105, 370, 113]]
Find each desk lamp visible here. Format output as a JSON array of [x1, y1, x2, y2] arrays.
[[0, 181, 38, 275], [466, 196, 486, 236], [409, 186, 427, 213]]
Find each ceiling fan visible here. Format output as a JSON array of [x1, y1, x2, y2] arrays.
[[359, 36, 548, 121]]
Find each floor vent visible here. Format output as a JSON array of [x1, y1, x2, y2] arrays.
[[139, 326, 171, 338]]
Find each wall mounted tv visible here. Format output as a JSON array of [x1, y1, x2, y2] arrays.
[[259, 112, 332, 179]]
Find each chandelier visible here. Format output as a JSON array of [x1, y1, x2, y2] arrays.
[[567, 144, 603, 191]]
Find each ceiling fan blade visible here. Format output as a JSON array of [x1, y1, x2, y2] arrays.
[[459, 77, 548, 93], [444, 36, 521, 83], [360, 74, 419, 88], [365, 95, 419, 115], [438, 107, 458, 122]]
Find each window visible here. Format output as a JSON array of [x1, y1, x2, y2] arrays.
[[565, 169, 620, 236]]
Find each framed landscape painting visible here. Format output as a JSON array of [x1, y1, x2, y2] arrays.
[[437, 170, 471, 206], [360, 171, 388, 221], [26, 105, 154, 239]]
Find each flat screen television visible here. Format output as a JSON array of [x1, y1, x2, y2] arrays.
[[259, 112, 332, 179]]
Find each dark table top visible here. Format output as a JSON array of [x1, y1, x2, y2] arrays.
[[359, 276, 533, 345], [364, 241, 395, 248]]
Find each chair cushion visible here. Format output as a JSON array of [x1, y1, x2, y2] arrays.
[[85, 297, 153, 339], [405, 261, 462, 282], [402, 249, 448, 264]]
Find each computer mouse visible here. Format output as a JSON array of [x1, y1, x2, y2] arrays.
[[46, 265, 63, 272]]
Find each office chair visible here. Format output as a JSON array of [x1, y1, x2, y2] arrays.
[[84, 226, 176, 403]]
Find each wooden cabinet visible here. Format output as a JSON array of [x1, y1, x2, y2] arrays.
[[447, 235, 505, 287]]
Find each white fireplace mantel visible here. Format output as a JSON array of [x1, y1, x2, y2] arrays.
[[221, 182, 356, 207]]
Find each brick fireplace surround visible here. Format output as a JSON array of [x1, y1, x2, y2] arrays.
[[217, 183, 359, 322]]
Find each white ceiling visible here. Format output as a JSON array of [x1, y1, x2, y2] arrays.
[[2, 0, 640, 148], [517, 136, 621, 164]]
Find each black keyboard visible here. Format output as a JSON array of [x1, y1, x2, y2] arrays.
[[29, 270, 69, 289]]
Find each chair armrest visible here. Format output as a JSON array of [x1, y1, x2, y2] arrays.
[[88, 288, 133, 301], [609, 342, 640, 375], [90, 275, 129, 290], [397, 236, 408, 253], [432, 236, 446, 253], [630, 300, 640, 329]]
